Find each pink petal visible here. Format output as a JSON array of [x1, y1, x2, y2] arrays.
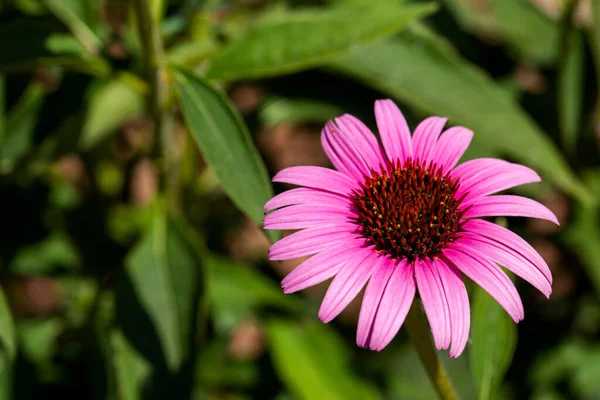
[[432, 127, 473, 173], [322, 122, 368, 181], [335, 114, 388, 171], [412, 117, 447, 163], [374, 100, 413, 164], [268, 224, 359, 260], [264, 188, 348, 213], [369, 260, 416, 351], [335, 115, 387, 167], [273, 166, 358, 195], [462, 219, 552, 283], [356, 256, 395, 348], [264, 204, 352, 230], [443, 246, 524, 322], [457, 163, 541, 202], [318, 249, 379, 323], [462, 195, 559, 225], [433, 259, 470, 358], [457, 234, 552, 298], [281, 242, 364, 293], [415, 258, 451, 350], [451, 158, 509, 183]]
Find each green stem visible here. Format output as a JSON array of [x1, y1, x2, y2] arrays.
[[132, 0, 179, 211], [405, 300, 460, 400]]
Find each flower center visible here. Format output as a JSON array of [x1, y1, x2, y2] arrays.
[[350, 158, 466, 261]]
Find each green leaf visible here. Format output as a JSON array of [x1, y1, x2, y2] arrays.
[[442, 0, 558, 65], [267, 320, 378, 400], [11, 233, 81, 275], [111, 329, 151, 400], [0, 286, 16, 373], [206, 3, 437, 80], [562, 170, 600, 297], [174, 69, 275, 239], [470, 286, 517, 400], [0, 82, 45, 165], [80, 79, 144, 150], [0, 20, 109, 75], [43, 0, 102, 54], [558, 28, 584, 155], [207, 255, 300, 333], [123, 204, 203, 372], [258, 97, 344, 126], [329, 34, 593, 205]]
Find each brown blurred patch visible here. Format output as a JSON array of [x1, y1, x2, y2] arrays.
[[106, 41, 129, 60], [228, 320, 265, 360], [226, 219, 270, 263], [130, 158, 158, 207], [258, 123, 329, 172], [7, 277, 63, 318], [228, 84, 265, 116], [514, 65, 547, 95], [53, 154, 88, 193], [527, 191, 569, 234], [111, 116, 154, 162], [532, 239, 573, 300]]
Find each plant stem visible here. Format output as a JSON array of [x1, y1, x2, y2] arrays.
[[405, 300, 460, 400], [132, 0, 179, 211]]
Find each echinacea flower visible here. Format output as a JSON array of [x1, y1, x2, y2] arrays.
[[264, 100, 557, 357]]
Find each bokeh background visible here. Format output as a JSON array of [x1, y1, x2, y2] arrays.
[[0, 0, 599, 399]]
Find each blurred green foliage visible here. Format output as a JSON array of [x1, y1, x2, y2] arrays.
[[0, 0, 599, 399]]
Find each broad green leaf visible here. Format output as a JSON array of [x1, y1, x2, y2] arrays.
[[80, 79, 144, 150], [558, 26, 584, 155], [111, 330, 151, 400], [123, 205, 203, 372], [562, 170, 600, 296], [43, 0, 102, 54], [329, 34, 593, 205], [174, 69, 275, 239], [267, 320, 379, 400], [206, 255, 300, 332], [470, 286, 517, 400], [206, 3, 436, 80], [258, 97, 344, 126], [442, 0, 558, 65]]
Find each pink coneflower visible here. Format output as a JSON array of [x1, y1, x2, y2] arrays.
[[264, 100, 557, 357]]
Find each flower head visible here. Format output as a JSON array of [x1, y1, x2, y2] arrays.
[[264, 100, 557, 357]]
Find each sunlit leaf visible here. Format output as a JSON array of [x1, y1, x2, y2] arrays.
[[111, 329, 151, 400], [43, 0, 103, 54], [206, 3, 436, 80], [174, 69, 275, 240], [80, 79, 144, 150], [329, 34, 593, 205], [122, 204, 204, 372], [268, 320, 379, 400], [470, 286, 517, 400]]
